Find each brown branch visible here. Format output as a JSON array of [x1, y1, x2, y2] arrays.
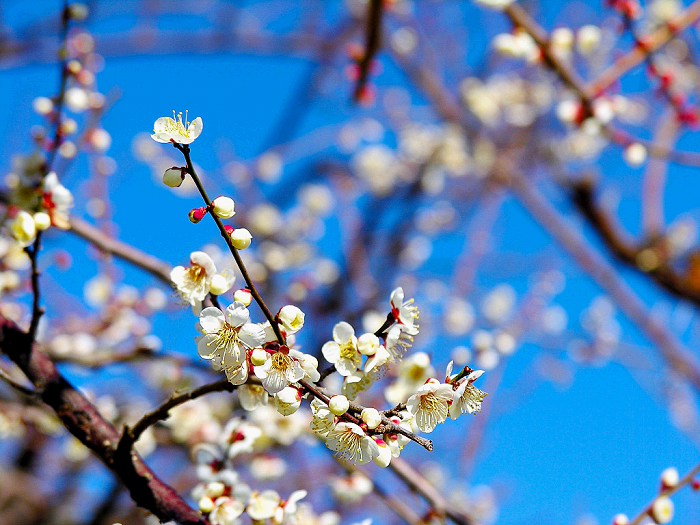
[[0, 317, 208, 525], [353, 0, 383, 102], [587, 0, 700, 96], [628, 462, 700, 525], [511, 175, 700, 390], [571, 179, 700, 306], [389, 457, 475, 525], [68, 216, 172, 283], [504, 3, 700, 167], [176, 143, 286, 344], [118, 379, 233, 452]]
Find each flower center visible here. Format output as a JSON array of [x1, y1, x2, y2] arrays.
[[419, 393, 441, 411], [271, 351, 292, 372], [214, 323, 239, 352], [185, 263, 206, 285], [339, 341, 357, 360], [167, 110, 191, 137]]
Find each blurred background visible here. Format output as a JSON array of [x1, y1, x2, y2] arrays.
[[0, 1, 699, 524]]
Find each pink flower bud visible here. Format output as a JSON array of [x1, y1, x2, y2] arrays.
[[188, 207, 208, 224]]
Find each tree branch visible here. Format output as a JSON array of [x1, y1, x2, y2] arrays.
[[0, 317, 208, 525]]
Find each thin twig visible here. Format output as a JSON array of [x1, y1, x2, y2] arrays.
[[118, 379, 234, 451], [353, 0, 383, 102], [176, 143, 285, 344], [628, 462, 700, 525]]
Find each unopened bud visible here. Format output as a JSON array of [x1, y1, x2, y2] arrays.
[[612, 514, 629, 525], [361, 407, 382, 429], [229, 228, 252, 250], [212, 196, 235, 219], [189, 207, 208, 223], [250, 348, 268, 366], [163, 167, 185, 188], [33, 212, 52, 231], [660, 467, 679, 489], [234, 288, 252, 307], [329, 395, 349, 416], [373, 438, 392, 468]]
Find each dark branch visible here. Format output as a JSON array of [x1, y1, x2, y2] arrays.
[[0, 317, 208, 525]]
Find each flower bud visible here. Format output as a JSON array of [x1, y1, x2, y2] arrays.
[[373, 438, 392, 468], [361, 407, 382, 430], [11, 210, 37, 247], [278, 305, 305, 334], [212, 196, 235, 219], [234, 288, 253, 307], [612, 514, 629, 525], [577, 25, 601, 55], [33, 97, 53, 116], [204, 481, 226, 498], [329, 395, 350, 416], [275, 386, 302, 416], [250, 348, 268, 367], [357, 333, 379, 356], [660, 467, 679, 490], [198, 496, 214, 514], [209, 274, 231, 296], [624, 143, 647, 167], [650, 496, 674, 524], [229, 228, 252, 250], [189, 207, 208, 224], [33, 212, 52, 231], [163, 167, 185, 188], [68, 3, 89, 20]]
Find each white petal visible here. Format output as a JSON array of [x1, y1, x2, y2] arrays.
[[226, 302, 250, 327], [153, 116, 175, 133], [199, 307, 225, 333], [333, 321, 355, 344], [321, 341, 340, 363], [188, 117, 203, 140]]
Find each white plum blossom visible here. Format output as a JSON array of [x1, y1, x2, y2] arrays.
[[254, 350, 305, 394], [197, 302, 265, 368], [151, 111, 203, 144], [220, 418, 262, 459], [390, 287, 419, 335], [278, 305, 305, 334], [290, 348, 321, 382], [325, 422, 380, 465], [246, 490, 280, 521], [450, 369, 488, 419], [238, 384, 268, 411], [43, 172, 73, 229], [322, 322, 362, 376], [9, 210, 37, 247], [474, 0, 515, 10], [274, 386, 302, 416], [310, 399, 336, 438], [209, 496, 245, 525], [406, 378, 454, 433], [171, 251, 233, 307]]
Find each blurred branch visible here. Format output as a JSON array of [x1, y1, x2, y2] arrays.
[[0, 317, 208, 525], [570, 179, 700, 306], [68, 216, 172, 282], [629, 461, 700, 525], [353, 0, 383, 102], [504, 3, 700, 167], [510, 175, 700, 390], [389, 457, 475, 525], [587, 1, 700, 96]]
